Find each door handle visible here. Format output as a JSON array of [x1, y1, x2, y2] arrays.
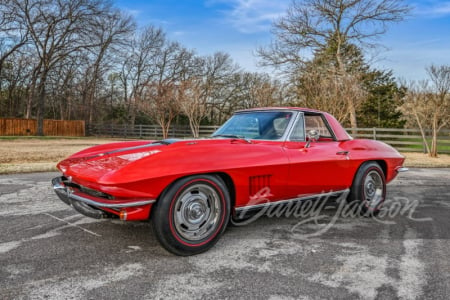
[[336, 151, 349, 155], [336, 151, 350, 160]]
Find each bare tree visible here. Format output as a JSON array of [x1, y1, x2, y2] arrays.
[[177, 78, 207, 138], [296, 60, 367, 124], [0, 0, 29, 78], [177, 52, 239, 137], [203, 52, 240, 124], [243, 72, 281, 109], [81, 8, 134, 125], [141, 81, 179, 139], [257, 0, 410, 128], [401, 65, 450, 157], [1, 0, 307, 131], [13, 0, 110, 135], [401, 81, 432, 154], [296, 66, 349, 122], [426, 65, 450, 156], [139, 42, 194, 138], [0, 51, 34, 117], [120, 26, 165, 125]]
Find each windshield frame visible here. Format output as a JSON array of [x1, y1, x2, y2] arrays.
[[212, 110, 299, 141]]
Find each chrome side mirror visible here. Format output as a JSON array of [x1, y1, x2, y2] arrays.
[[305, 129, 319, 148]]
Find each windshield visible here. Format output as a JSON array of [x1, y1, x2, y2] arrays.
[[212, 111, 293, 140]]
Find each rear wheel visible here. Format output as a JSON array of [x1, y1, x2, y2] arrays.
[[151, 175, 230, 256], [348, 162, 386, 216]]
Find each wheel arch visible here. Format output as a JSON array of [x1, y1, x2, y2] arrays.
[[349, 160, 386, 188], [373, 160, 387, 177], [212, 172, 236, 209], [355, 160, 386, 177]]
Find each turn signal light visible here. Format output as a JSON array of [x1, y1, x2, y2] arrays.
[[119, 210, 127, 221]]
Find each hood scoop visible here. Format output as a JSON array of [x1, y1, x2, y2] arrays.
[[96, 139, 180, 158], [154, 138, 181, 145]]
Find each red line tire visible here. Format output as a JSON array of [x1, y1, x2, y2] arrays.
[[151, 175, 230, 256], [348, 162, 386, 216]]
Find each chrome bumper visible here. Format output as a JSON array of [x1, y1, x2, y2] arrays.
[[52, 176, 155, 218], [396, 167, 409, 173]]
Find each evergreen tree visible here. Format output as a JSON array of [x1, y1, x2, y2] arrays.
[[294, 38, 404, 128], [358, 70, 406, 128]]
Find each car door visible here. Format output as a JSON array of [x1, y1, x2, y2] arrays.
[[283, 112, 353, 198]]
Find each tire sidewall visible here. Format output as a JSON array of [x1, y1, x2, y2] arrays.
[[349, 162, 386, 214], [152, 174, 230, 256]]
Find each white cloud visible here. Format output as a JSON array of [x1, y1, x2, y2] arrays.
[[428, 2, 450, 15], [207, 0, 289, 33], [172, 31, 186, 37], [414, 1, 450, 17], [121, 8, 142, 18]]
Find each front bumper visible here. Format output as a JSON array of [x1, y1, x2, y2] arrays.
[[396, 167, 409, 173], [52, 176, 155, 219]]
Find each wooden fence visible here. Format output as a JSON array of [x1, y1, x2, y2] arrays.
[[88, 124, 450, 154], [88, 124, 219, 139], [346, 128, 450, 154], [0, 118, 85, 136]]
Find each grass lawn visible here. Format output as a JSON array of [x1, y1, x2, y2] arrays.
[[401, 152, 450, 168], [0, 137, 127, 174], [1, 137, 450, 174], [386, 137, 450, 152]]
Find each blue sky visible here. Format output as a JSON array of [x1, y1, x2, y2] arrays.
[[115, 0, 450, 81]]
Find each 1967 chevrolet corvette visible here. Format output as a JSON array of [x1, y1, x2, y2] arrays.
[[52, 107, 407, 255]]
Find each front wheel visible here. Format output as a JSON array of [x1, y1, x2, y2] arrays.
[[151, 175, 230, 256], [348, 162, 386, 216]]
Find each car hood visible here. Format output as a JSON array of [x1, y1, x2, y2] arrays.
[[57, 139, 178, 180], [57, 138, 265, 185]]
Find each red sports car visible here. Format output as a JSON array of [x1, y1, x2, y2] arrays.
[[52, 108, 407, 255]]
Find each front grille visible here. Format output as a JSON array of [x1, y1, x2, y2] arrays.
[[62, 177, 114, 200], [79, 186, 114, 200]]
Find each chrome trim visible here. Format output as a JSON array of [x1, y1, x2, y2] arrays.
[[53, 179, 66, 190], [52, 177, 155, 209], [68, 193, 155, 208], [286, 112, 306, 142], [235, 189, 350, 212], [396, 167, 409, 173]]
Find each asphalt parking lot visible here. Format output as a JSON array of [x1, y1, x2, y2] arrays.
[[1, 169, 449, 299]]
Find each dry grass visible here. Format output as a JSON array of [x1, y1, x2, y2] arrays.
[[1, 138, 449, 174], [402, 152, 450, 168], [0, 138, 126, 174]]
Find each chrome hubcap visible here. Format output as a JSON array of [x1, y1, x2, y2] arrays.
[[364, 170, 384, 209], [174, 183, 221, 241]]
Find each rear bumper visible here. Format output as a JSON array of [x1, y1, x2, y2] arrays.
[[52, 176, 155, 219], [396, 167, 409, 173]]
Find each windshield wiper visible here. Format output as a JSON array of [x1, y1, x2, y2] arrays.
[[211, 134, 252, 143], [211, 134, 245, 139]]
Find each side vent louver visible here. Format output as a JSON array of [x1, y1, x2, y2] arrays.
[[249, 175, 272, 197]]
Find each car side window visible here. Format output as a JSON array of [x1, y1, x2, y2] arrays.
[[304, 115, 332, 138], [273, 117, 290, 136], [289, 115, 305, 141]]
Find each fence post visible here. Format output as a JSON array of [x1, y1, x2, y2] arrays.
[[373, 128, 376, 140], [111, 124, 114, 138], [139, 124, 142, 138]]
